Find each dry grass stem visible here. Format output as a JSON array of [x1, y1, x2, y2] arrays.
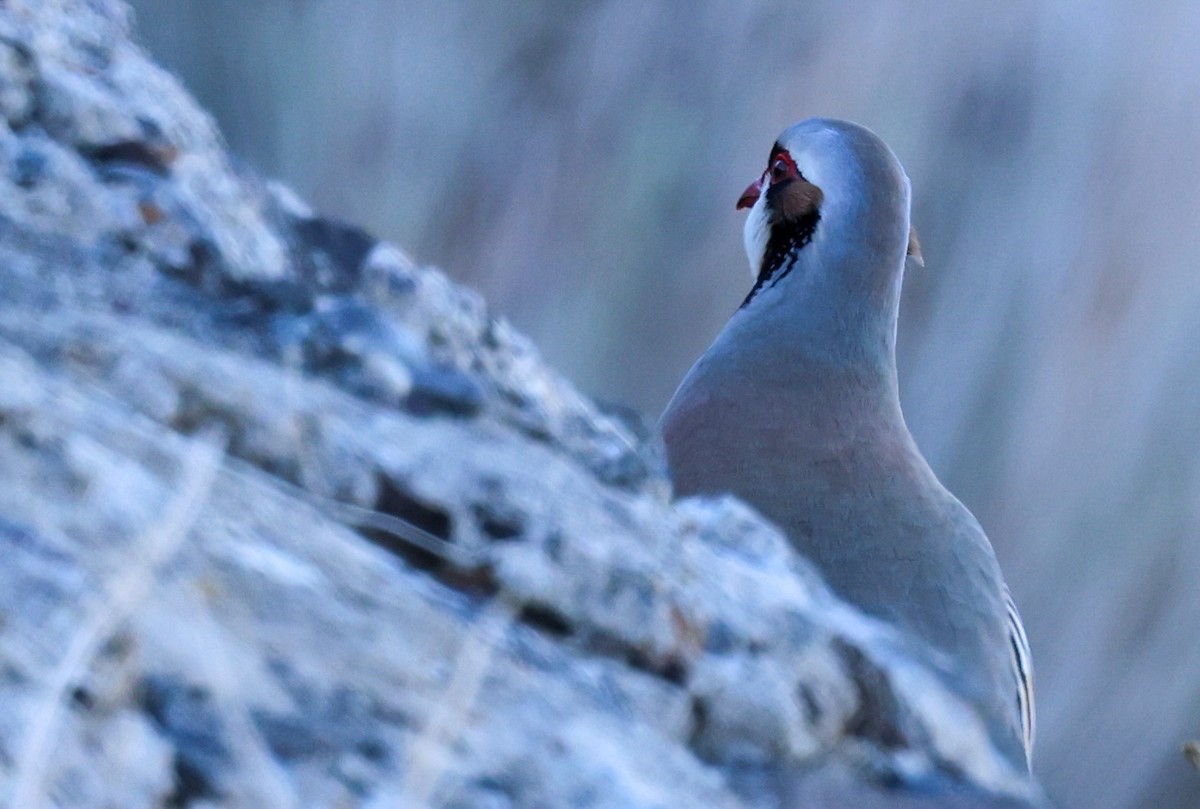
[[8, 430, 228, 809], [402, 596, 518, 806]]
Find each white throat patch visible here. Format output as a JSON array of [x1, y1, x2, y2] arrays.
[[742, 191, 771, 279]]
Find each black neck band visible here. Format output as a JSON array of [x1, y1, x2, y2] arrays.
[[740, 211, 820, 308]]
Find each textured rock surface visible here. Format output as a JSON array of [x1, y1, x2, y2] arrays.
[[0, 2, 1044, 807]]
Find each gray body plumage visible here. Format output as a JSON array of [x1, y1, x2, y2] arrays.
[[661, 119, 1032, 769]]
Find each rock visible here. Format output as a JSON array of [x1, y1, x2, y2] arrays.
[[0, 2, 1048, 808]]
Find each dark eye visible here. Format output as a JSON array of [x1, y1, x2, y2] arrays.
[[769, 156, 794, 184]]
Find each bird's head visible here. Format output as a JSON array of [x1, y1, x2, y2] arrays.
[[737, 118, 921, 311]]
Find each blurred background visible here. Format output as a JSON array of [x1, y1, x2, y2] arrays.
[[125, 2, 1200, 807]]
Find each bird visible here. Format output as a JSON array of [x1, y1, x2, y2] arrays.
[[659, 118, 1034, 771]]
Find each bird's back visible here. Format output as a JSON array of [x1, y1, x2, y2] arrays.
[[662, 362, 1027, 765]]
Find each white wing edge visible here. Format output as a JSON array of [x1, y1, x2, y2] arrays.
[[1005, 585, 1036, 765]]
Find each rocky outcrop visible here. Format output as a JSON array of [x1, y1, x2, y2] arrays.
[[0, 2, 1044, 807]]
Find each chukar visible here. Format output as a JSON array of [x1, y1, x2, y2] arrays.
[[661, 118, 1034, 770]]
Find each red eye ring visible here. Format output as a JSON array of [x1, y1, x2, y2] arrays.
[[769, 151, 798, 184]]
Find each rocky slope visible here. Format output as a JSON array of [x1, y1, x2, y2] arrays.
[[0, 2, 1044, 807]]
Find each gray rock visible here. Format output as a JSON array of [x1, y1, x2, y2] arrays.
[[0, 2, 1049, 808]]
